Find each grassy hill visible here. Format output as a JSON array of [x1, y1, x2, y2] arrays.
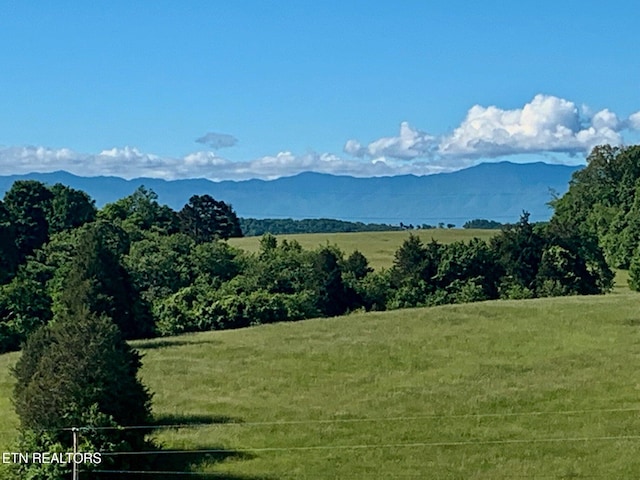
[[2, 284, 640, 478], [229, 228, 498, 269]]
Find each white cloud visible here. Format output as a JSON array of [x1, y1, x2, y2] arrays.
[[628, 111, 640, 130], [344, 122, 437, 160], [346, 95, 639, 164], [1, 95, 639, 181], [0, 146, 233, 180], [438, 94, 623, 158], [0, 145, 453, 181]]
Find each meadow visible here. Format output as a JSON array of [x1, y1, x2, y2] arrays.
[[1, 231, 639, 478], [229, 228, 498, 269], [2, 290, 640, 477]]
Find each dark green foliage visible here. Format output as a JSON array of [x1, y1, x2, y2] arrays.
[[629, 248, 640, 291], [388, 235, 443, 308], [541, 218, 613, 295], [0, 201, 18, 284], [343, 250, 373, 280], [47, 183, 97, 234], [11, 308, 153, 478], [0, 174, 618, 350], [311, 246, 356, 317], [490, 212, 545, 292], [179, 194, 242, 242], [154, 284, 309, 335], [463, 218, 503, 229], [254, 237, 315, 295], [350, 269, 392, 311], [3, 180, 54, 262], [191, 240, 243, 284], [488, 212, 613, 298], [435, 238, 502, 300], [0, 273, 52, 353], [56, 221, 154, 339], [390, 235, 442, 291], [124, 232, 196, 302], [552, 145, 640, 269], [99, 186, 179, 239], [240, 217, 401, 236]]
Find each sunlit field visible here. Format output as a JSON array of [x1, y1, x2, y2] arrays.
[[3, 290, 640, 478], [229, 229, 498, 270]]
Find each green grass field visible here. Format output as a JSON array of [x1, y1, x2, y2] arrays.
[[1, 230, 638, 478], [229, 229, 498, 269], [2, 288, 640, 478]]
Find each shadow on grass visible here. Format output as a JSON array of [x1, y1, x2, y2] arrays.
[[95, 413, 273, 479], [92, 446, 275, 479], [93, 444, 275, 480], [133, 335, 221, 350], [153, 412, 243, 427], [148, 445, 272, 480]]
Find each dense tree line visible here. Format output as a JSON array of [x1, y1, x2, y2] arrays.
[[0, 184, 243, 353], [463, 219, 503, 229], [240, 217, 402, 236], [550, 145, 640, 289], [0, 177, 617, 354]]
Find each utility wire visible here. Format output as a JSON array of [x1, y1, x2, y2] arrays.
[[2, 406, 640, 434], [98, 433, 640, 456], [65, 406, 640, 431]]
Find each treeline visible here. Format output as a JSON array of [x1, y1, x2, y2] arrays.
[[0, 174, 614, 353], [239, 217, 402, 236], [551, 145, 640, 289], [0, 182, 243, 352], [463, 218, 503, 229]]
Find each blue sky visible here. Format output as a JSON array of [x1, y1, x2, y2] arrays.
[[1, 1, 640, 180]]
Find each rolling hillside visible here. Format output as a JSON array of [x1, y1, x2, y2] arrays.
[[1, 286, 640, 478]]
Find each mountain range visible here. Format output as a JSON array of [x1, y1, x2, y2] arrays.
[[0, 161, 581, 226]]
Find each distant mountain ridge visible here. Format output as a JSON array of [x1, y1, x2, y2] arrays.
[[0, 161, 582, 225]]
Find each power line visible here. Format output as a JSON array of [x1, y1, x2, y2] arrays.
[[84, 470, 212, 476], [2, 406, 640, 435], [67, 406, 640, 431], [98, 433, 640, 457]]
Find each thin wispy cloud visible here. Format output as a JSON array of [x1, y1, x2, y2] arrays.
[[1, 95, 639, 181]]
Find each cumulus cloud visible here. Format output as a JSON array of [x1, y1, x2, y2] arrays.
[[346, 95, 640, 164], [438, 95, 625, 158], [628, 111, 640, 131], [195, 132, 238, 149], [344, 122, 437, 160], [2, 95, 640, 181]]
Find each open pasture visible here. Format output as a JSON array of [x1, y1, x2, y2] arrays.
[[229, 228, 498, 269], [2, 290, 640, 477]]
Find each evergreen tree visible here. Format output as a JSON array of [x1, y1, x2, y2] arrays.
[[490, 212, 545, 292], [56, 220, 154, 339], [179, 194, 243, 242], [11, 307, 153, 479], [312, 246, 354, 317]]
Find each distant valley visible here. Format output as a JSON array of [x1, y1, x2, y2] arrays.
[[0, 161, 581, 226]]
